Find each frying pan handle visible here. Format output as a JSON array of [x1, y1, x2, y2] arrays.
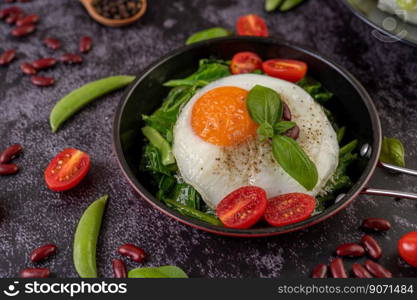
[[379, 162, 417, 177], [361, 188, 417, 201]]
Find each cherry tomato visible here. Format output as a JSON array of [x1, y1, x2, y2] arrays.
[[262, 59, 307, 83], [230, 52, 263, 75], [264, 193, 316, 227], [44, 148, 90, 192], [236, 14, 269, 37], [216, 186, 267, 229], [398, 232, 417, 267]]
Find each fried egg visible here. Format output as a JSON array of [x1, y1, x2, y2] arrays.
[[172, 74, 339, 209]]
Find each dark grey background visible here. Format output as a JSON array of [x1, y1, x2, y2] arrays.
[[1, 0, 417, 278]]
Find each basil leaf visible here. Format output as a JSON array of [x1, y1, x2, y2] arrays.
[[186, 27, 231, 45], [247, 85, 283, 126], [380, 137, 405, 167], [265, 0, 283, 11], [257, 123, 274, 141], [272, 135, 318, 190], [128, 266, 188, 278], [274, 121, 296, 135]]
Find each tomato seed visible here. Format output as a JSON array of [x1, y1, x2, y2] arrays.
[[335, 243, 365, 258], [32, 57, 57, 70], [79, 36, 92, 53], [0, 163, 19, 175], [311, 264, 328, 278], [16, 14, 39, 26], [20, 62, 36, 75], [330, 258, 348, 278], [60, 53, 83, 64], [30, 244, 58, 262], [0, 49, 17, 66], [0, 144, 23, 163], [31, 76, 55, 87], [352, 263, 373, 278], [112, 259, 127, 278], [364, 260, 392, 278], [362, 218, 391, 232], [118, 243, 146, 263], [11, 24, 36, 37], [43, 37, 61, 50], [20, 268, 50, 278], [361, 235, 382, 260]]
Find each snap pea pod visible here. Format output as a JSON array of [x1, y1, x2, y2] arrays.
[[50, 75, 135, 132], [280, 0, 306, 11], [265, 0, 283, 12], [128, 266, 188, 278], [73, 195, 108, 278], [185, 27, 231, 45], [163, 198, 222, 226]]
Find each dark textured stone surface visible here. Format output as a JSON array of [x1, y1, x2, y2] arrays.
[[1, 0, 417, 278]]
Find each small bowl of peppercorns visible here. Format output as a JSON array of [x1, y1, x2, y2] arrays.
[[80, 0, 147, 27]]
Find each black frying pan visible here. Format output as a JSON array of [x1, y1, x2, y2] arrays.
[[112, 36, 404, 237]]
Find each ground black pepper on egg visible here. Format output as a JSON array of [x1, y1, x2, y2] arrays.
[[92, 0, 142, 20]]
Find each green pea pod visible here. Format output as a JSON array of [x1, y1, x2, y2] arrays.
[[280, 0, 306, 11], [265, 0, 283, 12], [73, 195, 108, 278], [128, 266, 189, 278], [163, 198, 222, 226], [185, 27, 231, 45], [50, 75, 135, 132]]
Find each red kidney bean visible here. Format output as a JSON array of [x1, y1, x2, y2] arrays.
[[6, 12, 24, 24], [336, 243, 365, 258], [112, 259, 127, 278], [362, 218, 391, 232], [364, 260, 392, 278], [16, 14, 39, 26], [0, 6, 22, 19], [352, 263, 373, 278], [311, 264, 328, 278], [118, 244, 146, 263], [32, 57, 57, 70], [0, 144, 22, 163], [60, 53, 83, 64], [285, 125, 300, 140], [0, 163, 19, 175], [11, 24, 36, 37], [20, 62, 37, 75], [79, 36, 92, 53], [361, 235, 382, 260], [283, 102, 291, 121], [43, 37, 61, 50], [330, 258, 348, 278], [31, 76, 55, 87], [0, 49, 16, 66], [30, 244, 57, 262], [5, 0, 16, 3], [20, 268, 50, 278]]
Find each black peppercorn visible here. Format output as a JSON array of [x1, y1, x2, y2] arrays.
[[93, 0, 142, 20]]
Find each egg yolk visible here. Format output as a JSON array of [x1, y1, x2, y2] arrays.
[[191, 86, 258, 146]]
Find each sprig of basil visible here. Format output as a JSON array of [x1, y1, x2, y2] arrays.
[[380, 137, 405, 167], [272, 135, 318, 190], [274, 121, 296, 135]]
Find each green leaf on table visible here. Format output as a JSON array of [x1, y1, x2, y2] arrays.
[[128, 266, 188, 278], [186, 27, 231, 45], [272, 135, 318, 190], [380, 137, 405, 167]]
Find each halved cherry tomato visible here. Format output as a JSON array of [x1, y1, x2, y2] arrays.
[[230, 52, 263, 74], [262, 59, 307, 83], [398, 232, 417, 267], [264, 193, 316, 227], [216, 186, 267, 229], [44, 148, 90, 192], [236, 14, 269, 37]]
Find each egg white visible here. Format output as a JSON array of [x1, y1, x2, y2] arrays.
[[172, 74, 339, 209]]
